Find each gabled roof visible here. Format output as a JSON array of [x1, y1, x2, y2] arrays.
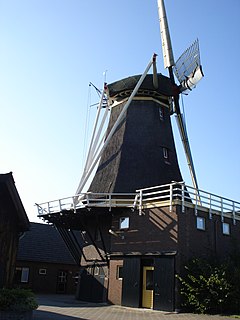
[[17, 222, 76, 265], [0, 172, 29, 231]]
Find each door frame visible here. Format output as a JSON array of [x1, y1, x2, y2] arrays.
[[142, 266, 154, 309]]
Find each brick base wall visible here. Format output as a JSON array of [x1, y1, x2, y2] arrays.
[[108, 259, 123, 305]]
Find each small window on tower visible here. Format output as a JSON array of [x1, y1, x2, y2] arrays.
[[222, 222, 230, 235], [196, 216, 205, 230], [163, 147, 169, 159], [87, 267, 93, 275], [94, 266, 100, 276], [159, 106, 164, 121]]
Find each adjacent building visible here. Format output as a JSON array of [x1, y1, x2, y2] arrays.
[[16, 222, 80, 294], [0, 172, 29, 288]]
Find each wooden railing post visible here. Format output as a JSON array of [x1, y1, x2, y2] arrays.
[[209, 193, 212, 219], [233, 201, 236, 225], [109, 194, 112, 212], [139, 190, 143, 215], [169, 184, 173, 212], [181, 183, 185, 213]]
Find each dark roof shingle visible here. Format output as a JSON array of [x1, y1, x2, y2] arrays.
[[17, 222, 76, 265]]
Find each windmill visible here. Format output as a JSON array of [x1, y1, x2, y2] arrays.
[[36, 2, 240, 311], [75, 0, 204, 198]]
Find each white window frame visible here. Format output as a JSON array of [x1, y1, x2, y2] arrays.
[[159, 107, 164, 121], [222, 222, 230, 235], [196, 216, 205, 230], [116, 265, 123, 280], [119, 217, 129, 230], [58, 271, 67, 283], [39, 268, 47, 275], [94, 266, 100, 276], [73, 272, 79, 284], [163, 147, 169, 159], [21, 267, 29, 283], [87, 267, 92, 275]]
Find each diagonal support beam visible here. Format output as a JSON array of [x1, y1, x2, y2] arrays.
[[75, 54, 156, 196]]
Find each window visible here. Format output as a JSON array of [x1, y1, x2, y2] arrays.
[[73, 272, 79, 284], [81, 230, 88, 244], [39, 268, 47, 275], [87, 267, 93, 275], [159, 107, 164, 121], [21, 268, 29, 283], [163, 147, 169, 159], [94, 266, 99, 276], [196, 217, 205, 230], [116, 266, 123, 280], [58, 271, 67, 283], [119, 217, 129, 229], [15, 267, 29, 283], [222, 222, 230, 235], [146, 270, 154, 290]]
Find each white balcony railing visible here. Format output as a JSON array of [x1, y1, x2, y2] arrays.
[[36, 182, 240, 223]]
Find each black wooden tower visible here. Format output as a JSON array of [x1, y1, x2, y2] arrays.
[[88, 73, 183, 194]]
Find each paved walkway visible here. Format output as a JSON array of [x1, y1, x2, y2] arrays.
[[33, 294, 234, 320]]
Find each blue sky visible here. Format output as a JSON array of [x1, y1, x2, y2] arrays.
[[0, 0, 239, 222]]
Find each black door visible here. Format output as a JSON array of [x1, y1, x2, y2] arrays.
[[121, 257, 141, 308], [153, 256, 175, 311]]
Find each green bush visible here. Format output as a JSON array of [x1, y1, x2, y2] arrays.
[[0, 288, 38, 312], [177, 258, 232, 314]]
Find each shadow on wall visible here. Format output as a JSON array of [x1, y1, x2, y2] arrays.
[[76, 269, 107, 303], [149, 208, 177, 243]]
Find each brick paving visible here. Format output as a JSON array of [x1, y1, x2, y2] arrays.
[[33, 294, 233, 320]]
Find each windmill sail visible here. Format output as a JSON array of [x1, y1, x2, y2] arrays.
[[174, 39, 204, 92], [157, 0, 175, 68], [175, 108, 199, 191], [157, 0, 202, 193]]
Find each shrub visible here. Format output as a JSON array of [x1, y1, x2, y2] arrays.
[[0, 288, 38, 312], [177, 258, 232, 314]]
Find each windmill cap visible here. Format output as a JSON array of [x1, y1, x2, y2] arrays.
[[107, 74, 178, 98]]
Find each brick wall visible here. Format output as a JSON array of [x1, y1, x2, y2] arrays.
[[110, 207, 178, 255], [177, 205, 239, 267], [15, 261, 79, 294], [108, 259, 123, 305]]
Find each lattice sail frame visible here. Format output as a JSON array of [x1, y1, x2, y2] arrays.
[[173, 39, 203, 92]]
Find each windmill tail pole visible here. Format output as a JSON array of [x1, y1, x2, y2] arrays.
[[152, 54, 158, 88]]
